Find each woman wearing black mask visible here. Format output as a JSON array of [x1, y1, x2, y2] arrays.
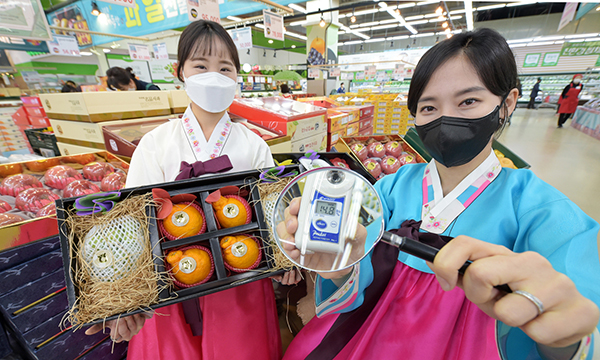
[[279, 28, 599, 360]]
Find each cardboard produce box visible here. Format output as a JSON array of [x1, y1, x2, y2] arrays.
[[229, 97, 327, 144], [0, 151, 129, 251], [40, 92, 171, 122], [291, 131, 327, 153], [230, 116, 292, 154], [167, 90, 190, 114]]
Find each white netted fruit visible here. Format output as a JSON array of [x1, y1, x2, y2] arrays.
[[262, 192, 280, 226], [82, 215, 145, 281]]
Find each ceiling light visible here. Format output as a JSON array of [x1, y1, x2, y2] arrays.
[[442, 21, 448, 28], [567, 39, 585, 43], [255, 23, 265, 29], [378, 2, 388, 8], [464, 0, 474, 30], [396, 2, 416, 9], [291, 45, 296, 48], [390, 35, 409, 40], [506, 1, 535, 7], [319, 14, 326, 27], [444, 28, 451, 33], [102, 48, 110, 53], [596, 5, 600, 11], [405, 15, 425, 21], [288, 3, 307, 13], [285, 31, 307, 40], [527, 41, 553, 46], [268, 39, 273, 44], [436, 6, 443, 15], [370, 24, 399, 31], [407, 20, 428, 25], [289, 20, 307, 26], [449, 9, 466, 14], [227, 16, 242, 21], [386, 7, 418, 34], [91, 1, 101, 16], [344, 40, 364, 45], [564, 33, 598, 39], [507, 38, 533, 43], [533, 35, 564, 41], [477, 4, 506, 11], [412, 32, 435, 37], [553, 40, 565, 44], [365, 38, 386, 43], [585, 37, 600, 42], [446, 33, 452, 38], [351, 15, 357, 23], [80, 51, 93, 56], [416, 0, 438, 5]]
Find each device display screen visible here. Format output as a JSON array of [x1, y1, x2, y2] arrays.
[[315, 200, 337, 216]]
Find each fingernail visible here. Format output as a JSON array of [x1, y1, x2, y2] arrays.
[[436, 276, 451, 291]]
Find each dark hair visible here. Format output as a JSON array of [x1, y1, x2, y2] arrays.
[[407, 28, 518, 125], [177, 20, 240, 82], [106, 67, 136, 90], [280, 84, 290, 93], [66, 80, 76, 87], [537, 77, 542, 81], [61, 84, 78, 93]]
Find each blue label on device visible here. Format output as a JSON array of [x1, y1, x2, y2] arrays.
[[309, 191, 344, 244]]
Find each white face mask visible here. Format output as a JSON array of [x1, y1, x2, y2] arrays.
[[573, 78, 581, 84], [184, 71, 236, 113]]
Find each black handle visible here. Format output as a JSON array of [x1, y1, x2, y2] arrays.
[[382, 232, 512, 293]]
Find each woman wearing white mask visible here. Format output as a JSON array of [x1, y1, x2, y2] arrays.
[[85, 21, 291, 360], [557, 74, 584, 128]]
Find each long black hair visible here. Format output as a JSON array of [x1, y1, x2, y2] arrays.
[[177, 20, 240, 82], [407, 28, 518, 125], [106, 67, 136, 90]]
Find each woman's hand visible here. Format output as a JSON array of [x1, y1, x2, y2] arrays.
[[84, 312, 153, 343], [429, 235, 599, 348], [275, 198, 366, 280], [271, 269, 302, 285]]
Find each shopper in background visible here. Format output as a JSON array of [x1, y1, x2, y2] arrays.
[[557, 74, 584, 128], [526, 77, 542, 109], [61, 81, 79, 93], [86, 20, 290, 360], [337, 82, 346, 94], [280, 83, 293, 99], [106, 66, 161, 91], [279, 28, 599, 360]]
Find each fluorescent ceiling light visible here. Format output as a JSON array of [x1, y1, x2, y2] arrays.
[[102, 48, 110, 52], [286, 31, 307, 40], [255, 23, 265, 29], [378, 2, 387, 8], [411, 32, 435, 38], [507, 38, 533, 43], [464, 0, 474, 31], [429, 15, 461, 22], [227, 16, 242, 21], [416, 0, 438, 5], [339, 31, 346, 34], [344, 40, 364, 45], [406, 19, 428, 25], [533, 35, 564, 41], [396, 2, 416, 9], [425, 12, 443, 18], [361, 21, 381, 27], [554, 40, 565, 44], [370, 24, 399, 31], [509, 43, 527, 48], [449, 9, 466, 14], [567, 39, 585, 43], [379, 19, 398, 25], [288, 4, 307, 13], [352, 9, 380, 16], [289, 20, 307, 26], [389, 35, 409, 40], [386, 8, 418, 34], [80, 51, 93, 56], [585, 37, 600, 42], [335, 22, 371, 40], [506, 1, 536, 7], [564, 33, 598, 39], [477, 4, 506, 10], [365, 38, 386, 43], [350, 24, 360, 28], [405, 15, 425, 20], [527, 41, 553, 46]]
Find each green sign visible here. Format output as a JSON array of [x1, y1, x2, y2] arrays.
[[523, 53, 541, 68], [560, 41, 600, 56], [596, 56, 600, 67], [0, 0, 52, 41], [542, 52, 560, 67]]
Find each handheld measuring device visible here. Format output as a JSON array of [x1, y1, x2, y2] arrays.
[[296, 169, 363, 267]]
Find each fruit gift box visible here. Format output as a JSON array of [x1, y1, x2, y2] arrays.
[[56, 168, 295, 327], [337, 135, 427, 182], [0, 151, 130, 251]]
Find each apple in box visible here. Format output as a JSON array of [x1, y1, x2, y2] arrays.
[[367, 142, 385, 158], [381, 156, 401, 174], [350, 143, 368, 161], [398, 152, 418, 165], [385, 141, 402, 157], [250, 127, 273, 140], [362, 158, 381, 178]]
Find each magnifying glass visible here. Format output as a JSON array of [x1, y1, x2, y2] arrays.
[[271, 167, 511, 292]]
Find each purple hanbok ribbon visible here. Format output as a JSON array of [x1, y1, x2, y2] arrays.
[[174, 155, 233, 181]]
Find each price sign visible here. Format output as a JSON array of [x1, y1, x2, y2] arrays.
[[128, 44, 151, 61], [230, 27, 253, 50], [330, 67, 341, 77], [187, 0, 220, 23], [153, 43, 169, 60], [46, 35, 80, 57], [308, 68, 320, 78], [393, 63, 405, 76], [263, 10, 284, 41], [97, 0, 136, 8], [365, 65, 376, 76]]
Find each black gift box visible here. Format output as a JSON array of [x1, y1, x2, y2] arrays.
[[56, 168, 295, 326]]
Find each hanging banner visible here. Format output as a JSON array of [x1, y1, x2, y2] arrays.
[[523, 53, 541, 68], [560, 41, 600, 56], [187, 0, 220, 23], [128, 44, 151, 61], [21, 71, 43, 83], [330, 67, 340, 77], [308, 68, 320, 78], [542, 52, 560, 67], [365, 65, 376, 76], [47, 34, 80, 57], [0, 0, 52, 41], [230, 27, 253, 49], [97, 0, 136, 8], [557, 2, 578, 31], [263, 10, 284, 41], [393, 63, 405, 76], [153, 43, 169, 60], [575, 2, 598, 20]]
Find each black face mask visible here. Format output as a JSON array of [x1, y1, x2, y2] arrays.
[[415, 105, 502, 168]]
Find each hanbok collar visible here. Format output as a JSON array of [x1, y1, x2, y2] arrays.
[[181, 106, 233, 162], [421, 150, 501, 234]]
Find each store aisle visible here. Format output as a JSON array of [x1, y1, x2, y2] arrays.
[[499, 108, 600, 224]]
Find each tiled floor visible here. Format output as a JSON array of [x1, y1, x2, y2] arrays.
[[499, 108, 600, 250]]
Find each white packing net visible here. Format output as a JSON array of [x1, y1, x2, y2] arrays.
[[262, 192, 280, 226], [82, 215, 145, 282]]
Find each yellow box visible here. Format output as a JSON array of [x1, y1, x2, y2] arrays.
[[40, 91, 171, 122], [290, 131, 327, 153], [327, 110, 350, 132], [167, 90, 190, 114], [346, 121, 360, 137]]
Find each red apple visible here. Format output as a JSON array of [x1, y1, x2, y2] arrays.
[[261, 134, 273, 140], [350, 143, 368, 161], [398, 152, 418, 165], [385, 141, 402, 157], [362, 158, 381, 178], [381, 156, 401, 174], [367, 142, 386, 158]]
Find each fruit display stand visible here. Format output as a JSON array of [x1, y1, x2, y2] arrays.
[[56, 167, 297, 326], [229, 97, 328, 153], [0, 235, 128, 360], [571, 104, 600, 141], [336, 135, 427, 183], [0, 151, 130, 251], [403, 128, 530, 169]]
